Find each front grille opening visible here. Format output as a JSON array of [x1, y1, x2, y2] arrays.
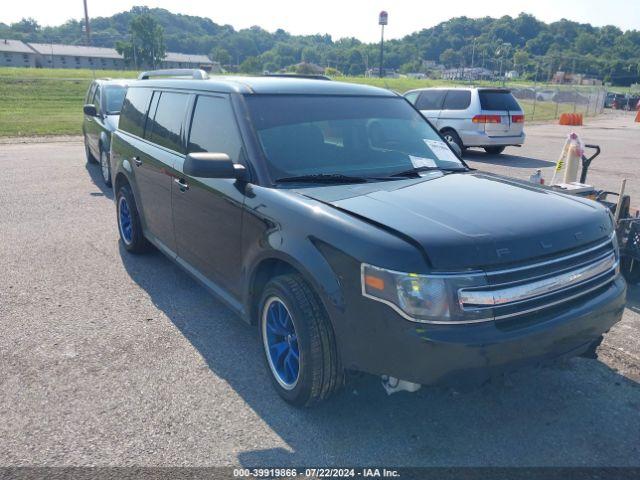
[[495, 281, 614, 332]]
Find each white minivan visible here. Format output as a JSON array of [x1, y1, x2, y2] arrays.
[[405, 87, 525, 154]]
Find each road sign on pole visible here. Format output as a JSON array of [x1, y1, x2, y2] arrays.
[[378, 11, 387, 78]]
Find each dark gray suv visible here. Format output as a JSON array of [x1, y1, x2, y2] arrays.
[[110, 70, 625, 406], [82, 79, 129, 186]]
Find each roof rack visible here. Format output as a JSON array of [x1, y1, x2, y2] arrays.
[[262, 73, 331, 81], [138, 69, 209, 80]]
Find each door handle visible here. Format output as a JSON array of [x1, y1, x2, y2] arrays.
[[174, 177, 189, 191], [132, 156, 142, 167]]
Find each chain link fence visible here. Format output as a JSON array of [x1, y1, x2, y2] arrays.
[[508, 85, 607, 122]]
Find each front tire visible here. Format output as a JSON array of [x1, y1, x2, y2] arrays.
[[100, 149, 112, 187], [484, 146, 506, 155], [441, 129, 464, 152], [116, 184, 149, 254], [259, 274, 342, 406]]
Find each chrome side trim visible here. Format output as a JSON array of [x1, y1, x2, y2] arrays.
[[459, 253, 617, 309]]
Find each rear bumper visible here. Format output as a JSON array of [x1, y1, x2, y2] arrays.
[[338, 276, 626, 386], [461, 130, 525, 147]]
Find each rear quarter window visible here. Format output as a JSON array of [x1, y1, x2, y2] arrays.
[[479, 91, 521, 111], [119, 88, 153, 138], [442, 90, 471, 110]]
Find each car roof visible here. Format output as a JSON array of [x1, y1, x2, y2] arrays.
[[404, 86, 512, 95], [128, 75, 397, 96]]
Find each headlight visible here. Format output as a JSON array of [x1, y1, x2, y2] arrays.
[[361, 263, 490, 323]]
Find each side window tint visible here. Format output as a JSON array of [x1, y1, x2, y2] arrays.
[[415, 90, 446, 110], [187, 95, 243, 162], [148, 92, 190, 153], [92, 85, 101, 112], [442, 90, 471, 110], [404, 92, 419, 105], [119, 88, 153, 138], [86, 83, 96, 103]]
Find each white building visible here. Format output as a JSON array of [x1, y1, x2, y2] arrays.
[[0, 39, 37, 68], [28, 43, 125, 69], [0, 38, 220, 72], [161, 52, 221, 72]]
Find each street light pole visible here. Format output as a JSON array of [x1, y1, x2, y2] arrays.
[[82, 0, 91, 47], [378, 11, 387, 78]]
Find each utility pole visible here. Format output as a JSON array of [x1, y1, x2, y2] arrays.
[[470, 39, 476, 85], [378, 11, 387, 78], [82, 0, 91, 46]]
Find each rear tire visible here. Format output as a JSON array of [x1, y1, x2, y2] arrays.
[[441, 129, 464, 152], [259, 274, 342, 406], [116, 184, 150, 254], [484, 146, 506, 155]]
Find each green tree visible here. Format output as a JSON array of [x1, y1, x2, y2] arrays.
[[239, 56, 262, 73], [116, 13, 166, 68], [439, 48, 461, 68], [211, 46, 231, 66]]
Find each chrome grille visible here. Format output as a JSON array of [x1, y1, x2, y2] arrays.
[[458, 235, 618, 321]]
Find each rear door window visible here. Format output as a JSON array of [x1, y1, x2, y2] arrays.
[[147, 92, 190, 153], [119, 88, 153, 138], [442, 90, 471, 110], [479, 90, 521, 111], [415, 90, 446, 110], [187, 95, 243, 161]]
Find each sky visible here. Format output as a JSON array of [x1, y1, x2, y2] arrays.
[[2, 0, 639, 42]]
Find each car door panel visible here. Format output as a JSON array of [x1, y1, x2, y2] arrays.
[[436, 90, 472, 132], [172, 94, 246, 298]]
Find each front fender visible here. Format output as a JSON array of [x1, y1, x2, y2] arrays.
[[243, 237, 345, 321]]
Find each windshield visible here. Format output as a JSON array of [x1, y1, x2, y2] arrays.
[[104, 85, 127, 115], [244, 95, 465, 181]]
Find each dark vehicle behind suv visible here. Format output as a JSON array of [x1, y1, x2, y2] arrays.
[[110, 70, 626, 406], [83, 79, 130, 186]]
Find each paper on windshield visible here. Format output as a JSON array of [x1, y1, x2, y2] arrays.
[[409, 155, 436, 169], [424, 139, 460, 163]]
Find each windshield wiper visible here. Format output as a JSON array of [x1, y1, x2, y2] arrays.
[[387, 166, 467, 178], [275, 173, 370, 184]]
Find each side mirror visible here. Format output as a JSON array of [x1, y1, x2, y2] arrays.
[[447, 140, 462, 158], [183, 152, 246, 180], [83, 104, 98, 117]]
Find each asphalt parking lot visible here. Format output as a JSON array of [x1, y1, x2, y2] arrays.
[[1, 111, 639, 467]]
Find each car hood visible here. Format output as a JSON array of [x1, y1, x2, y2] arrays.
[[299, 172, 612, 270]]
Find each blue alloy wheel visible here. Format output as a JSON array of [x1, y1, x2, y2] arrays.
[[118, 195, 133, 245], [262, 297, 300, 390]]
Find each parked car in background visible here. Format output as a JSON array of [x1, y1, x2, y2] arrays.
[[82, 79, 130, 187], [404, 87, 525, 154], [110, 71, 624, 406], [604, 92, 626, 109]]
